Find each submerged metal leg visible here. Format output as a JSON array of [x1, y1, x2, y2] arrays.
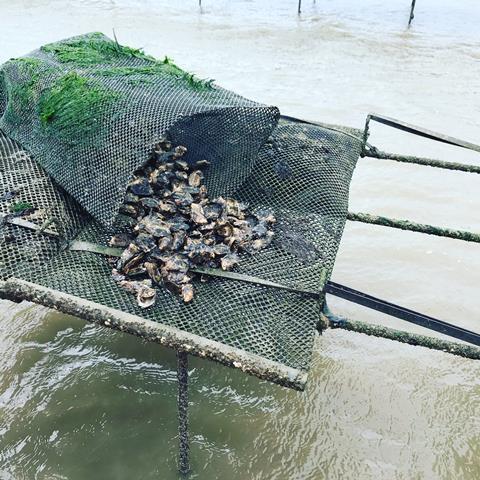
[[177, 351, 190, 476], [408, 0, 416, 27]]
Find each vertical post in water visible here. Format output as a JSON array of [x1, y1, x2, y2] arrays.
[[408, 0, 416, 27], [298, 0, 302, 14], [177, 351, 190, 476]]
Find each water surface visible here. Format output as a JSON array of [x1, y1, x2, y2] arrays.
[[0, 1, 479, 478]]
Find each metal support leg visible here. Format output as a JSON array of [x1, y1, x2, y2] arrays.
[[408, 0, 416, 27], [177, 351, 190, 476]]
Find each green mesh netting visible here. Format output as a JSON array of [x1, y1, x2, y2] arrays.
[[0, 32, 279, 225], [0, 34, 362, 379]]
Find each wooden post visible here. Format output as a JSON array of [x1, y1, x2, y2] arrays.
[[298, 0, 302, 14]]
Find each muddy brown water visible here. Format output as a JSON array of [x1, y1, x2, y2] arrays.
[[0, 1, 479, 478]]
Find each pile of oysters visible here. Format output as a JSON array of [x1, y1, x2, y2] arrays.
[[110, 139, 275, 307]]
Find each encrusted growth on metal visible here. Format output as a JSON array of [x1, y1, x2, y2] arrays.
[[322, 311, 480, 360], [0, 277, 309, 390], [347, 212, 480, 244], [364, 147, 480, 174]]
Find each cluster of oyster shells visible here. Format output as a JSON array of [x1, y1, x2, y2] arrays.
[[110, 139, 275, 307]]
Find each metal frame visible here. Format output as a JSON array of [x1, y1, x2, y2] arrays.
[[1, 111, 479, 474], [0, 277, 308, 391]]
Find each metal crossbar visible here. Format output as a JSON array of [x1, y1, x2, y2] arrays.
[[325, 282, 480, 347], [66, 241, 480, 350], [365, 113, 480, 153]]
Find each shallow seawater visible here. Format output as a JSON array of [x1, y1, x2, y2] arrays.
[[0, 1, 479, 479]]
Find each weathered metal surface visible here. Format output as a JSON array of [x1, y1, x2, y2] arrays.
[[69, 240, 123, 257], [366, 113, 480, 153], [325, 281, 480, 347], [364, 148, 480, 174], [177, 351, 190, 475], [0, 277, 309, 391], [347, 212, 480, 244], [322, 307, 480, 361], [189, 267, 322, 298]]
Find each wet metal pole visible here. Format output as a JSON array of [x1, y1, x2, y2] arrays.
[[408, 0, 416, 27], [177, 351, 190, 475]]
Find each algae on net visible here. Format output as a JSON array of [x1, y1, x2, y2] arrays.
[[40, 32, 154, 66], [1, 58, 47, 125], [38, 71, 119, 141], [96, 57, 215, 91], [41, 32, 214, 91]]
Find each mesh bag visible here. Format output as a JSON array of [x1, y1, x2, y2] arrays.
[[0, 34, 362, 381], [0, 32, 279, 225]]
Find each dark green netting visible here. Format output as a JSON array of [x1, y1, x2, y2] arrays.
[[0, 33, 279, 225], [0, 34, 362, 379]]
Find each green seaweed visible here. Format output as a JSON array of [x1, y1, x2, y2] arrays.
[[9, 201, 33, 213], [41, 33, 214, 91], [41, 32, 156, 66], [2, 57, 46, 124], [38, 72, 119, 140], [96, 56, 214, 91]]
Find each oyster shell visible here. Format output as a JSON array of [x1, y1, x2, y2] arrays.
[[112, 141, 275, 305], [129, 178, 153, 196]]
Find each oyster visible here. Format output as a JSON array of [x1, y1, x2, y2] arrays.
[[137, 215, 171, 238], [181, 284, 194, 303], [117, 243, 141, 271], [188, 170, 203, 188], [145, 261, 162, 284], [175, 160, 189, 171], [221, 253, 240, 271], [256, 208, 276, 224], [195, 159, 210, 168], [140, 197, 160, 209], [171, 231, 186, 250], [158, 235, 172, 251], [174, 145, 188, 158], [158, 200, 177, 214], [119, 204, 139, 217], [109, 233, 133, 248], [190, 203, 208, 225], [129, 178, 153, 196], [135, 233, 157, 252], [111, 141, 275, 305], [137, 285, 156, 309]]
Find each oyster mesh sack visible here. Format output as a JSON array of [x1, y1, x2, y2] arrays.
[[0, 33, 362, 384]]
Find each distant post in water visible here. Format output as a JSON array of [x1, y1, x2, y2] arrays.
[[298, 0, 302, 14], [408, 0, 416, 27]]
